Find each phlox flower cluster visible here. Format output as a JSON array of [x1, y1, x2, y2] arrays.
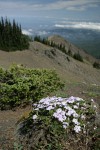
[[32, 96, 87, 133]]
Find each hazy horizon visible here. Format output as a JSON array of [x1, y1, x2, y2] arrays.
[[0, 0, 100, 58]]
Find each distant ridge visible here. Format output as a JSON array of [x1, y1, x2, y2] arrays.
[[48, 35, 98, 63]]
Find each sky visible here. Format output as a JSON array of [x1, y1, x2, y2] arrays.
[[0, 0, 100, 32]]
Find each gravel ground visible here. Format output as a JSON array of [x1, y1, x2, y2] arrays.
[[0, 106, 31, 150]]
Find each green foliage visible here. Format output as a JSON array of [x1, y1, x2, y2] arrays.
[[0, 17, 31, 51], [93, 61, 100, 69], [91, 127, 100, 150], [0, 65, 64, 109], [18, 113, 66, 150], [34, 35, 41, 42], [73, 52, 83, 62], [14, 142, 23, 150]]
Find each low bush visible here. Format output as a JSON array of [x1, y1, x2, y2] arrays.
[[0, 65, 64, 109]]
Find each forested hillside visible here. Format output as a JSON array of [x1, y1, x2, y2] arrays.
[[0, 17, 31, 51]]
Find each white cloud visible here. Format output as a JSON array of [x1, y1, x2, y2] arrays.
[[67, 3, 98, 11], [0, 0, 99, 12], [28, 29, 33, 32], [37, 31, 49, 36], [0, 0, 99, 22], [41, 0, 99, 11], [55, 22, 100, 31], [22, 29, 33, 35], [67, 6, 86, 11]]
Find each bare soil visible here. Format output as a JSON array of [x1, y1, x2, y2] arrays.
[[0, 106, 32, 150]]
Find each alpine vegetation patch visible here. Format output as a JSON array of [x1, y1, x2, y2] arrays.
[[17, 96, 97, 150]]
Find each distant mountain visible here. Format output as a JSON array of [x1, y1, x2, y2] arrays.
[[0, 35, 100, 85], [48, 28, 100, 59], [48, 35, 98, 63]]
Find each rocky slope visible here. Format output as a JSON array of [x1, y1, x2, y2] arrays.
[[0, 35, 100, 85]]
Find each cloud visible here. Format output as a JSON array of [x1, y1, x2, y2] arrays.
[[67, 3, 98, 11], [54, 22, 100, 31], [37, 0, 99, 11], [0, 0, 100, 22], [22, 28, 49, 36], [0, 0, 99, 13], [45, 0, 99, 11], [37, 31, 49, 35], [22, 29, 33, 35]]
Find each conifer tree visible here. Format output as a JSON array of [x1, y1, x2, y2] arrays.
[[0, 17, 30, 51]]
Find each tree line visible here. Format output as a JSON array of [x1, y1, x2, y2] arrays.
[[34, 35, 83, 62], [0, 17, 31, 51], [34, 35, 66, 54]]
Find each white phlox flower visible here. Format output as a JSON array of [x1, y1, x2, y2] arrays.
[[73, 112, 79, 118], [63, 124, 67, 129], [32, 96, 89, 133], [66, 108, 78, 117], [53, 109, 66, 122], [76, 103, 80, 106], [39, 98, 47, 103], [63, 121, 69, 129], [74, 125, 81, 133], [72, 118, 80, 125], [91, 99, 94, 102], [33, 114, 38, 120], [56, 108, 63, 113], [66, 96, 75, 103], [73, 105, 79, 109], [46, 105, 55, 110], [81, 115, 85, 119], [61, 100, 67, 106], [37, 104, 45, 109], [75, 97, 84, 101], [34, 108, 39, 110], [94, 126, 97, 130]]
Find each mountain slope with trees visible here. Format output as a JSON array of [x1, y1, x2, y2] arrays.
[[0, 17, 31, 51]]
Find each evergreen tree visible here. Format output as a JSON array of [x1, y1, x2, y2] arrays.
[[73, 52, 83, 62], [67, 49, 72, 56], [93, 62, 100, 69], [0, 17, 30, 51]]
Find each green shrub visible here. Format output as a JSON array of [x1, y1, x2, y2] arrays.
[[91, 127, 100, 150], [0, 65, 64, 109]]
